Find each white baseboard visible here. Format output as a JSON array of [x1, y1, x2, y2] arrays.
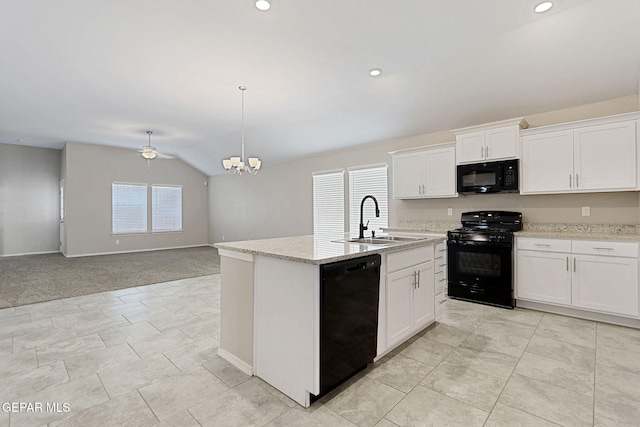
[[64, 244, 210, 258], [517, 300, 640, 329], [218, 347, 253, 376], [1, 250, 60, 258]]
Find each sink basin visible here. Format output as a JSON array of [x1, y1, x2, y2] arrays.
[[334, 235, 426, 245]]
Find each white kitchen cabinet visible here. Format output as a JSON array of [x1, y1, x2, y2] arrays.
[[517, 250, 572, 305], [516, 237, 639, 318], [434, 241, 448, 316], [573, 121, 636, 191], [521, 115, 638, 194], [391, 146, 457, 199], [385, 245, 435, 349], [521, 130, 574, 193], [453, 118, 528, 164], [573, 254, 638, 317]]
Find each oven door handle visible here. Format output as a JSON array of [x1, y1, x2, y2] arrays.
[[447, 241, 513, 248]]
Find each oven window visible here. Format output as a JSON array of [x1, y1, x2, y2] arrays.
[[462, 171, 496, 187], [457, 251, 501, 277]]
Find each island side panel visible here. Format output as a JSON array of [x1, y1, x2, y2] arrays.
[[218, 250, 255, 374], [254, 256, 319, 407]]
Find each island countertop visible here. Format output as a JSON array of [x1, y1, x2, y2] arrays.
[[214, 234, 446, 265]]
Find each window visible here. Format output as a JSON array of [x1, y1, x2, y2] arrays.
[[152, 185, 183, 232], [313, 170, 344, 240], [112, 183, 183, 234], [348, 164, 388, 235], [112, 183, 148, 234]]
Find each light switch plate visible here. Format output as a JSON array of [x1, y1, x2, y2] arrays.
[[447, 208, 453, 216], [582, 207, 590, 216]]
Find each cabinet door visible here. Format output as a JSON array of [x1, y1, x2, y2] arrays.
[[456, 131, 486, 164], [423, 147, 457, 197], [516, 250, 572, 305], [386, 267, 415, 347], [572, 254, 639, 317], [573, 121, 636, 191], [485, 125, 518, 160], [412, 261, 434, 327], [521, 130, 574, 194], [393, 153, 424, 199]]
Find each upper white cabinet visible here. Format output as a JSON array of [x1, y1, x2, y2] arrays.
[[521, 114, 640, 195], [453, 118, 529, 164], [391, 145, 457, 199]]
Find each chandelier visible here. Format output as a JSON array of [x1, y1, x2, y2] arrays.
[[222, 86, 261, 175]]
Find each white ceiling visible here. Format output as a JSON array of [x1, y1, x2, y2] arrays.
[[1, 0, 639, 176]]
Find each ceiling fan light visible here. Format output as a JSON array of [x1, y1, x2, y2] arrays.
[[222, 159, 232, 170], [141, 150, 157, 160], [230, 156, 241, 166], [248, 157, 259, 167]]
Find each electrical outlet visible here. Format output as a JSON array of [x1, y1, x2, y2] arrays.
[[115, 239, 120, 245], [447, 208, 453, 216], [582, 207, 590, 216]]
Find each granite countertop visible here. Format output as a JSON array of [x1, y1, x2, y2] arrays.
[[516, 230, 640, 242], [214, 234, 446, 265], [517, 223, 640, 242]]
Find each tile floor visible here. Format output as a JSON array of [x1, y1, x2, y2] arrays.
[[1, 274, 640, 426]]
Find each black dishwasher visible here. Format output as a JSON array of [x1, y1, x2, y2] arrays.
[[316, 254, 381, 398]]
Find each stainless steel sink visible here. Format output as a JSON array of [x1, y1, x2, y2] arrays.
[[334, 235, 426, 245]]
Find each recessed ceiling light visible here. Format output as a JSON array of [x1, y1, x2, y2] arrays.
[[369, 68, 382, 77], [255, 0, 271, 11], [534, 1, 553, 13]]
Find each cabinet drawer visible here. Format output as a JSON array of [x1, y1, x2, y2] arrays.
[[386, 245, 434, 273], [435, 259, 447, 275], [571, 240, 639, 258], [517, 237, 571, 253], [435, 271, 447, 294], [435, 241, 447, 257], [435, 292, 447, 316]]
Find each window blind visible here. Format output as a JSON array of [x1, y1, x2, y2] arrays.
[[152, 185, 183, 232], [313, 170, 345, 240], [349, 165, 388, 234], [112, 183, 148, 234]]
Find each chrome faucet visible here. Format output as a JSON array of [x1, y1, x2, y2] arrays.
[[359, 195, 380, 239]]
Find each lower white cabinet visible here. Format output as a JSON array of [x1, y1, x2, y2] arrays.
[[434, 241, 448, 316], [516, 238, 639, 318], [385, 246, 435, 349], [517, 250, 572, 305], [573, 254, 638, 316]]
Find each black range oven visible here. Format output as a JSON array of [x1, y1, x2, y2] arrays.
[[447, 211, 522, 309]]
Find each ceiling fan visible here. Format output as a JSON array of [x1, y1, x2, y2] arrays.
[[138, 131, 174, 170]]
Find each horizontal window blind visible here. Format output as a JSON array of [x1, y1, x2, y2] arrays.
[[349, 165, 388, 235], [112, 183, 148, 234], [313, 170, 344, 240], [152, 185, 183, 232]]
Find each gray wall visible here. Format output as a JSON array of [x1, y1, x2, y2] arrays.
[[0, 144, 61, 256], [208, 95, 640, 243], [64, 142, 209, 257]]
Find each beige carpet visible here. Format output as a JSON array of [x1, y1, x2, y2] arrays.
[[0, 246, 220, 309]]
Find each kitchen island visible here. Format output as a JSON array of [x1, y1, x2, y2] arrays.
[[214, 233, 445, 406]]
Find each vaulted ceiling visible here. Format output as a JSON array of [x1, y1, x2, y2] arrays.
[[1, 0, 639, 175]]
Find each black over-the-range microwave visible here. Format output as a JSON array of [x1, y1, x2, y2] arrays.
[[456, 159, 519, 194]]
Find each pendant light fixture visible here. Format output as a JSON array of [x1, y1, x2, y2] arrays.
[[222, 86, 261, 175]]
